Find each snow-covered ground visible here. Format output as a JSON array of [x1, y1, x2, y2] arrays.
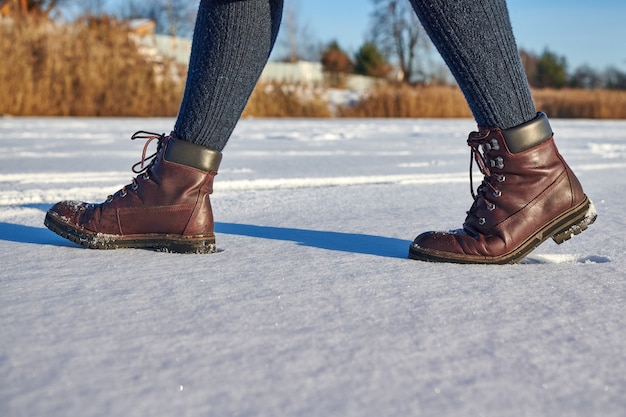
[[1, 117, 625, 417]]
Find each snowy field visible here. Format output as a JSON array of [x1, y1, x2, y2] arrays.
[[1, 117, 625, 417]]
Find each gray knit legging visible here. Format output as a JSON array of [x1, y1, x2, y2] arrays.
[[174, 0, 536, 152]]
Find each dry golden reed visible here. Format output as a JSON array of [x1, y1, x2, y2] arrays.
[[532, 88, 626, 119], [242, 83, 332, 118], [335, 85, 626, 119], [0, 16, 183, 117], [336, 84, 472, 118], [2, 17, 625, 119]]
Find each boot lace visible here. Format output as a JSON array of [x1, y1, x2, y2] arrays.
[[466, 130, 506, 226], [105, 131, 167, 202]]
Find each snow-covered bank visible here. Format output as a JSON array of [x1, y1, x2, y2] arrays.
[[1, 117, 625, 417]]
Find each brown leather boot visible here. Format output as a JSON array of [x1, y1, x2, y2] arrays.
[[45, 131, 222, 253], [409, 113, 597, 264]]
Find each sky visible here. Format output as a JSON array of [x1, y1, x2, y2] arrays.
[[285, 0, 626, 72], [94, 0, 626, 72]]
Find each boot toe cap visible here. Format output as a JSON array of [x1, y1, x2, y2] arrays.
[[410, 229, 494, 263], [412, 229, 467, 250], [48, 200, 87, 224]]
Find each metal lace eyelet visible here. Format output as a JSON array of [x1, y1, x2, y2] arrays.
[[120, 190, 127, 197], [490, 138, 500, 150], [491, 156, 504, 169], [493, 190, 501, 198], [497, 175, 506, 183], [487, 202, 496, 211], [131, 182, 139, 191], [478, 217, 486, 225], [143, 173, 150, 180], [105, 196, 113, 203]]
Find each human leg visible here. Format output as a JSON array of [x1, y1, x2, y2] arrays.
[[406, 0, 595, 263], [408, 0, 535, 130], [174, 0, 283, 151], [45, 0, 284, 252]]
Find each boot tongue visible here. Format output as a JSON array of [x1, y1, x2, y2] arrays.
[[501, 112, 553, 154]]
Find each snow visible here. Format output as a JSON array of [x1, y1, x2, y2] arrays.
[[1, 117, 625, 417]]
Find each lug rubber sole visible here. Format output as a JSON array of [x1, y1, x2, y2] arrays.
[[44, 211, 216, 254], [408, 196, 597, 265]]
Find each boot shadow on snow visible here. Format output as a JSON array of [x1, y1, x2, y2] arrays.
[[0, 204, 411, 258], [215, 222, 410, 259], [0, 222, 78, 247], [0, 204, 78, 247], [0, 204, 607, 262], [2, 221, 609, 263]]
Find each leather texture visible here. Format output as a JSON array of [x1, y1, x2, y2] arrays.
[[46, 135, 219, 250], [410, 127, 591, 264]]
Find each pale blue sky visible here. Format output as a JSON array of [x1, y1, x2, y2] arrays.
[[99, 0, 626, 72], [292, 0, 626, 71]]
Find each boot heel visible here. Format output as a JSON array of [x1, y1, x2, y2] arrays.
[[551, 199, 597, 244], [157, 239, 217, 254]]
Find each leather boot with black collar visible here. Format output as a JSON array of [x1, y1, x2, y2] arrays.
[[409, 112, 596, 264], [45, 132, 222, 253]]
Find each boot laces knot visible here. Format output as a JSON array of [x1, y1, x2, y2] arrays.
[[130, 131, 167, 174]]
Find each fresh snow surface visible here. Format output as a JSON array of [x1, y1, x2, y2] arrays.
[[1, 117, 625, 417]]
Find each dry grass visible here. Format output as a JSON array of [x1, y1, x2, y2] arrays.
[[242, 83, 332, 118], [0, 15, 183, 117], [336, 84, 472, 118], [335, 84, 626, 119], [2, 17, 625, 119], [532, 88, 626, 119]]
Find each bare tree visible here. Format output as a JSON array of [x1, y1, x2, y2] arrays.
[[161, 0, 195, 37], [281, 2, 299, 63], [120, 0, 196, 37], [369, 0, 428, 83], [275, 0, 318, 63]]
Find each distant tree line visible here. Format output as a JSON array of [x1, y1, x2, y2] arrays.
[[314, 0, 626, 90], [319, 40, 626, 91], [322, 0, 626, 90], [521, 48, 626, 90]]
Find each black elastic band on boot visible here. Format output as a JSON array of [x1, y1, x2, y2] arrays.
[[165, 137, 222, 172], [502, 112, 553, 153]]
